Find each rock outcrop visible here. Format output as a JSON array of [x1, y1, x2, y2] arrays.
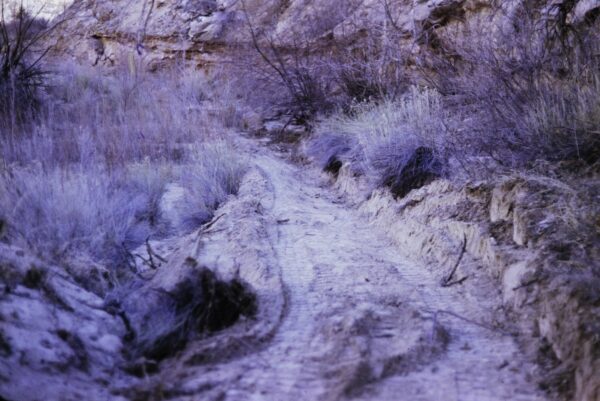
[[47, 0, 599, 71]]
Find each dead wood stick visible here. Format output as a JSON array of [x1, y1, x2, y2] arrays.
[[429, 309, 513, 336], [441, 234, 467, 287], [202, 213, 226, 232]]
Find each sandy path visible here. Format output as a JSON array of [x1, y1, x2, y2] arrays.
[[209, 140, 546, 401]]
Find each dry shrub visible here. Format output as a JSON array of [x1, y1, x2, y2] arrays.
[[0, 163, 170, 265], [423, 1, 600, 167], [310, 87, 448, 188], [238, 1, 411, 122], [238, 36, 332, 123], [125, 267, 257, 362], [238, 0, 343, 123], [328, 14, 411, 105], [20, 62, 206, 167], [0, 2, 64, 131], [0, 142, 245, 269], [177, 141, 247, 230]]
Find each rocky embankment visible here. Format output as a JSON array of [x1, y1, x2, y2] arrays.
[[323, 154, 600, 401]]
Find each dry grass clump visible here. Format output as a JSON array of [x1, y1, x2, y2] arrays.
[[0, 163, 171, 265], [519, 75, 600, 163], [309, 87, 447, 186], [176, 141, 247, 230]]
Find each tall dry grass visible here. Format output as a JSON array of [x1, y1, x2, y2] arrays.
[[0, 62, 248, 271]]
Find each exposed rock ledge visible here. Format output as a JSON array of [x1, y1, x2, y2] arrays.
[[47, 0, 600, 70]]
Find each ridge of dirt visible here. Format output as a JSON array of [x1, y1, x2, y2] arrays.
[[0, 166, 287, 401], [115, 166, 289, 399]]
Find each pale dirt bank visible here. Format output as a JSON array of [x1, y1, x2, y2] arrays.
[[324, 144, 600, 401]]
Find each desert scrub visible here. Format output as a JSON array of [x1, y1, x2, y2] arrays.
[[520, 76, 600, 163], [309, 87, 447, 187], [0, 63, 249, 270], [176, 141, 247, 230], [418, 1, 600, 167], [19, 64, 206, 167], [0, 164, 168, 264]]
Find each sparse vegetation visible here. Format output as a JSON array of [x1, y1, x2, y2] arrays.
[[1, 1, 599, 400], [241, 0, 599, 188], [239, 0, 337, 124], [422, 1, 600, 167]]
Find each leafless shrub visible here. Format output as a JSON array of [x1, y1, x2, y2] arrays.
[[293, 0, 599, 196], [0, 1, 64, 131], [0, 164, 165, 264], [239, 0, 335, 124], [326, 43, 405, 105], [418, 1, 600, 167], [237, 0, 422, 134], [332, 17, 411, 104]]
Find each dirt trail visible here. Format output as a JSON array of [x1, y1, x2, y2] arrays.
[[0, 136, 550, 401], [204, 139, 547, 401]]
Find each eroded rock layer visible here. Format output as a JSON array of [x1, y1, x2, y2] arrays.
[[49, 0, 599, 70]]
